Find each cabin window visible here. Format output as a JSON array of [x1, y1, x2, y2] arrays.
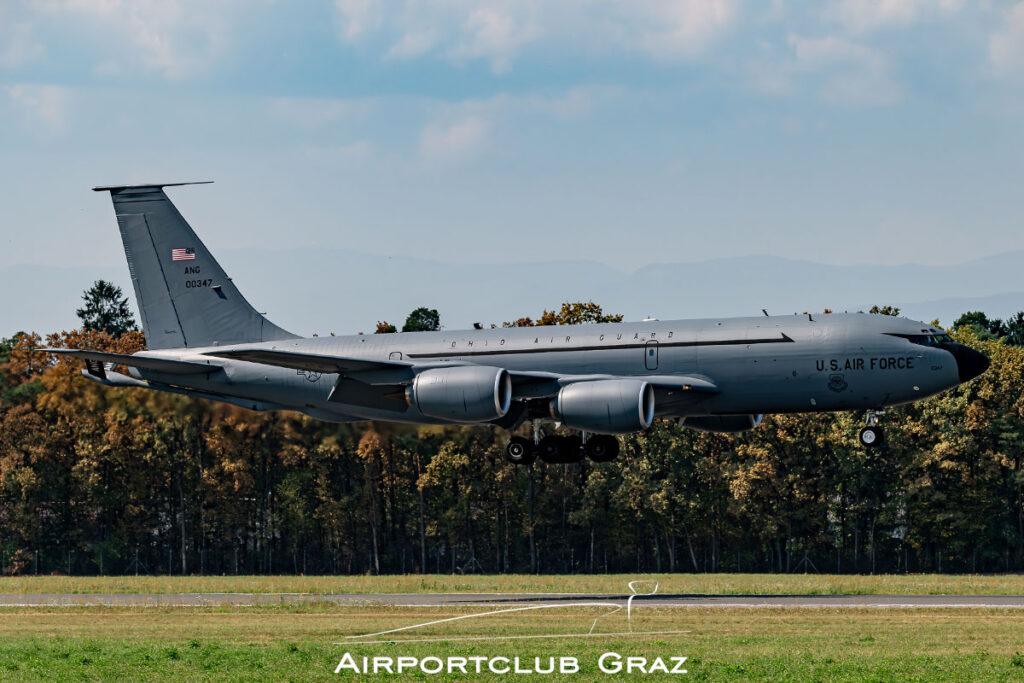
[[896, 333, 953, 347]]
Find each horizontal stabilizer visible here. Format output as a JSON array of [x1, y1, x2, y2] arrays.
[[92, 181, 213, 192], [43, 349, 220, 375], [80, 368, 307, 413], [205, 348, 412, 375]]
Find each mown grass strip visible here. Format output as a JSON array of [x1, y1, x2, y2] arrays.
[[3, 573, 1024, 596], [1, 606, 1023, 681]]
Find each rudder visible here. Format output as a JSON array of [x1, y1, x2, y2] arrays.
[[96, 182, 297, 349]]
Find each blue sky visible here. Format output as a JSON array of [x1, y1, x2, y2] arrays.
[[2, 0, 1024, 274]]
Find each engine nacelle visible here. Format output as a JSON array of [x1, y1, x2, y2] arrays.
[[407, 365, 512, 423], [551, 379, 654, 434], [682, 414, 763, 433]]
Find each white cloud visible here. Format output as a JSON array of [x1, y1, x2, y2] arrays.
[[791, 34, 880, 68], [419, 117, 488, 163], [384, 29, 440, 60], [29, 0, 245, 79], [990, 3, 1024, 76], [826, 0, 964, 33], [787, 34, 901, 106], [0, 22, 45, 69], [749, 34, 902, 107], [334, 0, 382, 40], [333, 0, 737, 71], [449, 5, 539, 73], [271, 87, 613, 166], [5, 84, 71, 131], [632, 0, 737, 61]]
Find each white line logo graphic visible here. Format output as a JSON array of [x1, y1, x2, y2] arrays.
[[336, 580, 690, 645]]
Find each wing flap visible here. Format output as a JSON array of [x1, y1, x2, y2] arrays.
[[205, 348, 413, 377], [43, 349, 219, 375]]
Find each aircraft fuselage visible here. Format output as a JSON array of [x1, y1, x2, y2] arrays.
[[130, 311, 976, 424]]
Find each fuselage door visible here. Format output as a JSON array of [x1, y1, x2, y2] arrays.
[[389, 351, 402, 361], [645, 340, 659, 370]]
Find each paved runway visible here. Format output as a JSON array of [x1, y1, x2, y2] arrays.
[[3, 592, 1024, 608]]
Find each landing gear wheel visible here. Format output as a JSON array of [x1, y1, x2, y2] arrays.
[[504, 436, 535, 465], [859, 426, 884, 448], [585, 435, 620, 462], [538, 436, 584, 464], [537, 435, 564, 463]]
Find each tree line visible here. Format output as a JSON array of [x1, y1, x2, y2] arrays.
[[0, 282, 1022, 576]]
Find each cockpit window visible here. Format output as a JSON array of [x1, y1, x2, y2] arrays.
[[890, 333, 952, 346]]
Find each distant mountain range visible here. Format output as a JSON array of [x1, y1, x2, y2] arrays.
[[5, 249, 1023, 339]]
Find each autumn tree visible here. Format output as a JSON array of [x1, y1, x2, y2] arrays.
[[0, 333, 43, 406], [504, 301, 624, 327], [4, 301, 1024, 577], [953, 311, 1005, 339], [76, 280, 137, 337], [1003, 312, 1024, 347], [402, 308, 440, 332], [868, 305, 901, 317]]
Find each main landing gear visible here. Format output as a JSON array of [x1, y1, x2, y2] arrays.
[[503, 428, 620, 465], [537, 435, 582, 464], [858, 410, 885, 448], [503, 436, 536, 465], [584, 434, 619, 462]]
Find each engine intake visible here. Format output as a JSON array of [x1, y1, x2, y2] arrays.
[[551, 379, 654, 434], [407, 365, 511, 423]]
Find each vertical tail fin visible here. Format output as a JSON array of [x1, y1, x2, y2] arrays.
[[95, 182, 297, 349]]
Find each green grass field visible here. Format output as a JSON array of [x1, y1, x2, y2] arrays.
[[1, 604, 1023, 681], [3, 572, 1024, 595], [3, 575, 1024, 680]]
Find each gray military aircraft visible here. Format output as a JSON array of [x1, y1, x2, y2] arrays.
[[45, 182, 989, 465]]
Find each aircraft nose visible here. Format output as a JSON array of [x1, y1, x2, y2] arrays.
[[946, 343, 990, 383]]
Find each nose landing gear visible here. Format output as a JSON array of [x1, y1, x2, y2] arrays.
[[858, 410, 885, 448]]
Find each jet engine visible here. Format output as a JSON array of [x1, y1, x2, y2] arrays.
[[551, 379, 654, 434], [682, 414, 763, 433], [406, 365, 512, 423]]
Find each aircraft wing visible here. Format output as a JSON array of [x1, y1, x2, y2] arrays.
[[205, 348, 413, 375], [42, 349, 220, 375], [203, 348, 719, 415], [206, 349, 719, 393]]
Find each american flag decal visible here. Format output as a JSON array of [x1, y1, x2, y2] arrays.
[[171, 247, 196, 261]]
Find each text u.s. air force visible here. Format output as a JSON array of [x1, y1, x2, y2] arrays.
[[816, 357, 916, 372]]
